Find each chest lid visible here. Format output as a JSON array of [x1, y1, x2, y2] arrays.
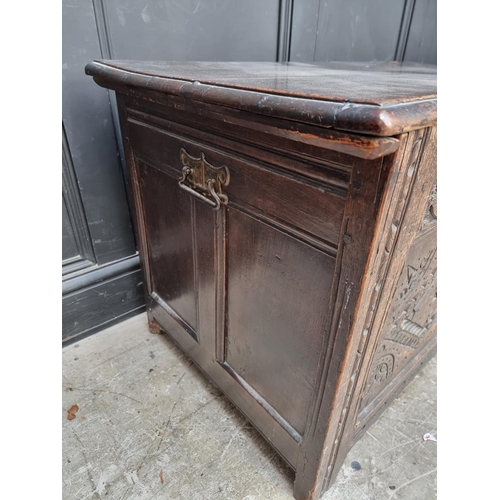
[[85, 60, 436, 137]]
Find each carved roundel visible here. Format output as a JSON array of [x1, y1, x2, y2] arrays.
[[373, 354, 395, 383]]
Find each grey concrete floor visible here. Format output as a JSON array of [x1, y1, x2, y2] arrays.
[[62, 313, 437, 500]]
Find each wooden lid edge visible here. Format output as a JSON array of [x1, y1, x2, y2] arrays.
[[85, 61, 435, 138]]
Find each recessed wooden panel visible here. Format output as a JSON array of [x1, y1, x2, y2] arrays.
[[225, 208, 336, 436], [127, 118, 346, 246], [225, 159, 344, 246], [137, 160, 198, 336]]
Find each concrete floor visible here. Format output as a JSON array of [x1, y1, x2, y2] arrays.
[[62, 313, 437, 500]]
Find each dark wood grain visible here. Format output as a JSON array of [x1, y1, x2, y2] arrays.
[[225, 208, 336, 436], [85, 60, 436, 137], [87, 61, 437, 500], [124, 96, 399, 161], [125, 102, 353, 192], [137, 160, 198, 337], [344, 128, 437, 467], [86, 60, 436, 105], [323, 128, 437, 494], [126, 116, 347, 246], [293, 151, 393, 499]]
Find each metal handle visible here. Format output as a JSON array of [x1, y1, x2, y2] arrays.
[[178, 148, 229, 210]]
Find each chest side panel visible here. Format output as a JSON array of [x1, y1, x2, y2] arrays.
[[297, 127, 437, 497], [343, 127, 437, 454], [357, 189, 437, 422]]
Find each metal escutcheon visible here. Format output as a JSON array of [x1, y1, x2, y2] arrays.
[[178, 148, 230, 210]]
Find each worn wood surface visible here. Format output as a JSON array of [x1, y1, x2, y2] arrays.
[[345, 129, 438, 475], [85, 60, 436, 137], [124, 94, 397, 162], [294, 150, 394, 500], [138, 161, 199, 336], [126, 118, 346, 245], [87, 61, 437, 500], [320, 128, 437, 495], [226, 208, 336, 437], [86, 60, 436, 105]]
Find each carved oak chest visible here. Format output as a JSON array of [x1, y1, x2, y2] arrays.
[[85, 61, 437, 500]]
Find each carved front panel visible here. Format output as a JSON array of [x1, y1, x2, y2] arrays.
[[359, 184, 437, 412]]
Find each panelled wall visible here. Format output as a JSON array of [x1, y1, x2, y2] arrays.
[[290, 0, 436, 64], [62, 0, 436, 343]]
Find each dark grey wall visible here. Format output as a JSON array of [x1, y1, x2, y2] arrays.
[[62, 0, 144, 343], [102, 0, 281, 61], [403, 0, 437, 64], [62, 0, 436, 344], [290, 0, 436, 64]]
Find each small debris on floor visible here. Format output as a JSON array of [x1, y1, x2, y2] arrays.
[[423, 433, 437, 442], [67, 404, 79, 420], [351, 461, 362, 471], [389, 486, 396, 490], [62, 313, 437, 500], [159, 469, 164, 484]]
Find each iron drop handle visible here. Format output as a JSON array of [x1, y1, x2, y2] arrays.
[[178, 148, 229, 210]]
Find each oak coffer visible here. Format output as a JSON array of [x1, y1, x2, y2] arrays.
[[85, 61, 437, 500]]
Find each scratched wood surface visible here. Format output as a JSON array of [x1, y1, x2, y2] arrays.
[[62, 313, 436, 500], [85, 61, 437, 136], [86, 61, 436, 105], [83, 62, 437, 499]]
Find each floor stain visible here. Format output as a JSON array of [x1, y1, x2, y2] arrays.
[[67, 404, 79, 420]]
